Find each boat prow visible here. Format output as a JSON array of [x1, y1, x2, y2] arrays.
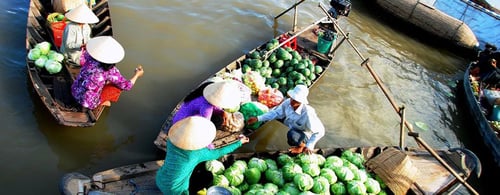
[[375, 0, 479, 52]]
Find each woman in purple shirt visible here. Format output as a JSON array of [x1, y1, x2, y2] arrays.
[[71, 36, 144, 109]]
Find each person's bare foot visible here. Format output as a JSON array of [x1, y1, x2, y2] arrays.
[[101, 101, 111, 107], [288, 143, 305, 154]]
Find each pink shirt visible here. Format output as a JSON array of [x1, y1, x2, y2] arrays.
[[71, 50, 133, 109]]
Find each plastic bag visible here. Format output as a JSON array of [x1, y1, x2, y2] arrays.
[[239, 101, 269, 130], [242, 71, 266, 95], [258, 87, 284, 109]]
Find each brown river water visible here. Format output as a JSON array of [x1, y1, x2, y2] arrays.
[[0, 0, 497, 194]]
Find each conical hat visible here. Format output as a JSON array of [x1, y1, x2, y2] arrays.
[[203, 80, 241, 109], [168, 116, 216, 150], [287, 84, 309, 104], [65, 4, 99, 24], [86, 36, 125, 64]]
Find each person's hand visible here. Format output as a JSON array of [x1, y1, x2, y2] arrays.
[[134, 65, 144, 77], [238, 135, 250, 144], [247, 117, 258, 125], [302, 147, 312, 155]]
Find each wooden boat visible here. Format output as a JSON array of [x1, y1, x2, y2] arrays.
[[462, 62, 500, 167], [152, 3, 345, 151], [374, 0, 479, 52], [60, 145, 481, 195], [26, 0, 113, 127]]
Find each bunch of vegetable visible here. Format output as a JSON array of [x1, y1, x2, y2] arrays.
[[240, 38, 324, 96], [238, 101, 268, 130], [257, 87, 284, 109], [47, 12, 66, 23], [27, 41, 64, 74], [242, 71, 266, 95], [203, 150, 389, 195]]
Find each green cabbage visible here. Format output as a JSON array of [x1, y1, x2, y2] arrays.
[[227, 186, 242, 195], [301, 163, 320, 177], [282, 163, 303, 181], [231, 160, 248, 173], [28, 48, 42, 60], [375, 174, 387, 189], [244, 167, 261, 184], [324, 155, 343, 169], [293, 173, 314, 191], [319, 168, 337, 184], [224, 166, 244, 186], [311, 176, 330, 194], [295, 153, 320, 165], [264, 169, 285, 187], [205, 160, 225, 175], [315, 154, 326, 167], [364, 178, 381, 194], [34, 55, 47, 68], [341, 150, 354, 160], [248, 157, 268, 172], [277, 154, 294, 166], [263, 183, 279, 194], [282, 182, 301, 195], [264, 158, 278, 170], [236, 181, 249, 192], [353, 169, 368, 183], [347, 180, 367, 195], [47, 50, 64, 62], [212, 174, 230, 187], [44, 59, 62, 74], [35, 41, 51, 55], [333, 166, 354, 182], [330, 182, 347, 195], [247, 183, 263, 191]]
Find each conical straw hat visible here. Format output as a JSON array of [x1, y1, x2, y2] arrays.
[[203, 80, 242, 109], [168, 116, 216, 150], [65, 4, 99, 24], [287, 84, 309, 104], [86, 36, 125, 64]]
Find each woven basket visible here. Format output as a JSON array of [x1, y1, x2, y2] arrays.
[[365, 147, 419, 195]]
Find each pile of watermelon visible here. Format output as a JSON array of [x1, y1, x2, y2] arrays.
[[240, 38, 324, 96], [203, 150, 389, 195]]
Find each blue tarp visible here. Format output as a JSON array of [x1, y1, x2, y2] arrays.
[[424, 0, 500, 49]]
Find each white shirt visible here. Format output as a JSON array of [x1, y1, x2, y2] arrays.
[[257, 98, 325, 149]]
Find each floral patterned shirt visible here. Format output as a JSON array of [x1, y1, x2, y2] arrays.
[[71, 50, 133, 109]]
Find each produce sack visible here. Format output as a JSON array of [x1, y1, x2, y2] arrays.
[[258, 87, 284, 109], [239, 101, 268, 130], [219, 111, 245, 132], [242, 71, 266, 95]]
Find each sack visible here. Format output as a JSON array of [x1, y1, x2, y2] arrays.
[[219, 111, 245, 132]]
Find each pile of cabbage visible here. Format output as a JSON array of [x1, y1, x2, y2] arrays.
[[204, 150, 389, 195], [27, 41, 64, 74]]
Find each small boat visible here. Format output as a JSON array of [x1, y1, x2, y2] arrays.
[[374, 0, 479, 53], [152, 1, 346, 151], [60, 145, 481, 195], [26, 0, 113, 127], [461, 62, 500, 167]]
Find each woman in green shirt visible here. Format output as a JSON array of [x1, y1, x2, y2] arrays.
[[155, 116, 249, 194]]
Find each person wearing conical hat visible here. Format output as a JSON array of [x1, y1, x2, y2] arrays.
[[60, 3, 99, 66], [247, 85, 325, 154], [155, 116, 249, 194], [170, 79, 242, 129], [71, 36, 144, 109]]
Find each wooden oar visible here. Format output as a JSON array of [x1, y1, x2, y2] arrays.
[[317, 3, 479, 194]]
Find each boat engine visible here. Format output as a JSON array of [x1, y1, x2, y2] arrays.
[[329, 0, 351, 18]]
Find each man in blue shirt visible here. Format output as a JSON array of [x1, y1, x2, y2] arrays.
[[247, 85, 325, 154]]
